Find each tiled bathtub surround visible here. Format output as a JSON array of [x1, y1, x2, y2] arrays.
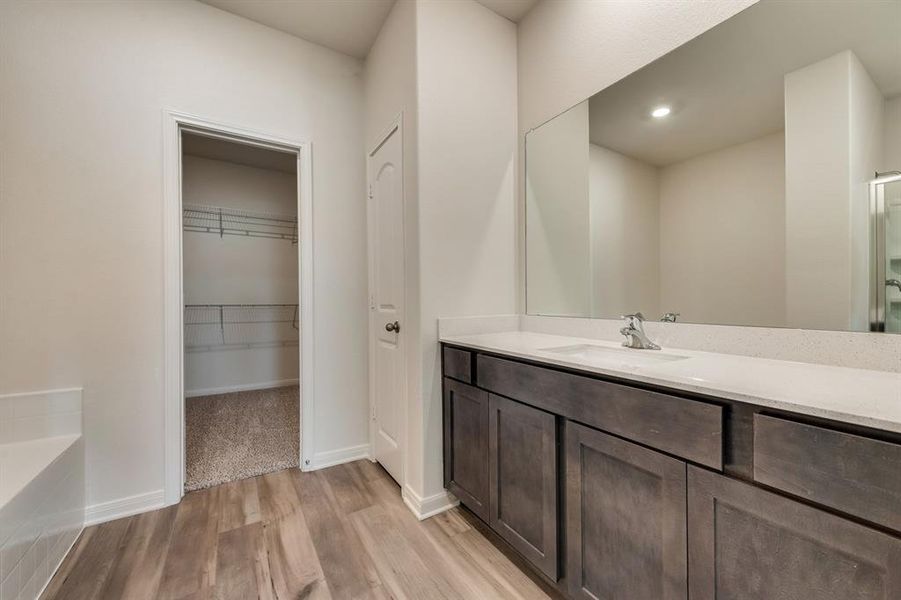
[[438, 315, 901, 373], [0, 389, 82, 445], [0, 389, 85, 600]]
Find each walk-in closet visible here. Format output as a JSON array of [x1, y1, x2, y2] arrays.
[[181, 132, 299, 491]]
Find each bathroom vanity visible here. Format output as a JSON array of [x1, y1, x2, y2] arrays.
[[440, 333, 901, 600], [451, 0, 901, 595]]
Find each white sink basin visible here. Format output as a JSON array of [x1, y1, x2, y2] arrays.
[[538, 343, 689, 369]]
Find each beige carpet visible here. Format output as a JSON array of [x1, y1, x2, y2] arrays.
[[185, 385, 299, 491]]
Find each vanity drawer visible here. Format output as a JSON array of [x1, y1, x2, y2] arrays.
[[754, 414, 901, 532], [443, 346, 473, 383], [477, 354, 722, 469]]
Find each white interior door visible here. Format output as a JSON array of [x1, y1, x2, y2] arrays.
[[368, 124, 404, 485]]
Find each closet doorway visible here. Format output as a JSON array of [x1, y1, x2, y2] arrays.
[[181, 133, 300, 491], [162, 112, 313, 505]]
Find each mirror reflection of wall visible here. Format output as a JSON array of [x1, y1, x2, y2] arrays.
[[525, 0, 901, 332]]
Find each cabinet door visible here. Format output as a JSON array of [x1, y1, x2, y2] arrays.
[[488, 394, 558, 580], [566, 422, 687, 600], [443, 378, 489, 520], [688, 466, 901, 600]]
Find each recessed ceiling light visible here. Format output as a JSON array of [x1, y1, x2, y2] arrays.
[[651, 106, 671, 118]]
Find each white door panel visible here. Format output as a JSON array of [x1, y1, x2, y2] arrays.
[[369, 125, 404, 485]]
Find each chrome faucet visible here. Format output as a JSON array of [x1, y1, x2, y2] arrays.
[[661, 312, 680, 323], [620, 313, 660, 350]]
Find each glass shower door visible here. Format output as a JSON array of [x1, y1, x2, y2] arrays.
[[873, 175, 901, 333], [885, 179, 901, 333]]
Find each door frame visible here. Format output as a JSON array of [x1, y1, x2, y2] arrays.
[[366, 113, 406, 488], [162, 109, 314, 506]]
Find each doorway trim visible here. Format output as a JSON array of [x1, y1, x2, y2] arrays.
[[366, 113, 407, 489], [162, 109, 314, 506]]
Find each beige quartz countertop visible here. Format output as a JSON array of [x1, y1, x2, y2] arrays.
[[440, 331, 901, 434]]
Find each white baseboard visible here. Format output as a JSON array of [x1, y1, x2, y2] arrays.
[[85, 489, 166, 526], [185, 378, 299, 398], [402, 485, 459, 520], [304, 444, 370, 471]]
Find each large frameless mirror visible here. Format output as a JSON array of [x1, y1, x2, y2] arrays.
[[525, 0, 901, 332]]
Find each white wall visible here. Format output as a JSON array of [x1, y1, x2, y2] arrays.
[[363, 0, 517, 511], [526, 101, 591, 316], [785, 51, 882, 330], [182, 156, 298, 395], [0, 1, 368, 512], [415, 0, 518, 506], [659, 131, 786, 327], [588, 144, 659, 319], [182, 157, 298, 306], [581, 132, 784, 327], [885, 96, 901, 172], [848, 54, 885, 332]]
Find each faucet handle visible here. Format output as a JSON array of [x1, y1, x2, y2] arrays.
[[621, 312, 646, 322]]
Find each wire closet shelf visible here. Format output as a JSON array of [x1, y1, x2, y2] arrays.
[[184, 304, 299, 350], [183, 204, 298, 243]]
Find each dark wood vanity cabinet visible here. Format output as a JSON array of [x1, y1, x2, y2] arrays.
[[443, 378, 489, 520], [488, 394, 558, 579], [688, 466, 901, 600], [566, 422, 687, 599], [441, 344, 901, 599]]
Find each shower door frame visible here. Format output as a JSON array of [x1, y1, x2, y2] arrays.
[[162, 109, 314, 507], [870, 172, 901, 332]]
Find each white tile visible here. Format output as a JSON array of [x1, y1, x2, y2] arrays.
[[1, 522, 30, 582], [0, 500, 27, 550], [0, 410, 83, 600], [32, 558, 47, 600], [0, 400, 10, 437], [32, 539, 45, 581], [0, 562, 19, 600], [6, 413, 81, 444], [19, 545, 34, 591], [19, 571, 34, 600], [10, 390, 81, 420], [0, 420, 11, 447]]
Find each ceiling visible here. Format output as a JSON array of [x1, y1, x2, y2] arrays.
[[585, 0, 901, 167], [199, 0, 538, 58], [182, 133, 297, 174], [199, 0, 396, 58], [475, 0, 539, 23]]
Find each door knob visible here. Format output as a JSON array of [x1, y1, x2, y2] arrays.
[[385, 321, 400, 333]]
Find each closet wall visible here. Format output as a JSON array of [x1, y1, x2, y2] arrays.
[[182, 153, 298, 396]]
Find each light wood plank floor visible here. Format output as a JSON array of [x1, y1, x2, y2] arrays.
[[42, 460, 559, 599]]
